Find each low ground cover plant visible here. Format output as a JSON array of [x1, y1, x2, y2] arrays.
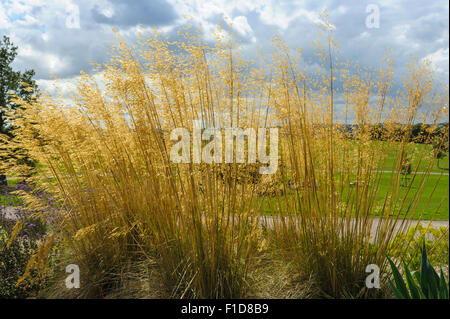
[[0, 210, 47, 298], [390, 223, 449, 270]]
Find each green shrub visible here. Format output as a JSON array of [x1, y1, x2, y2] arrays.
[[389, 223, 449, 270]]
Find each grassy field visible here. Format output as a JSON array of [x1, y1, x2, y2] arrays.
[[369, 141, 448, 220], [380, 141, 449, 172], [0, 179, 22, 206], [260, 173, 449, 220], [373, 173, 449, 220], [260, 141, 449, 220]]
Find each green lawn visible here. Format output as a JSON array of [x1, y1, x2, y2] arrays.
[[374, 140, 449, 172], [6, 179, 18, 187], [372, 141, 448, 220], [258, 141, 449, 220], [0, 179, 22, 207], [259, 173, 449, 221], [373, 173, 449, 220], [259, 140, 449, 220], [0, 194, 22, 206]]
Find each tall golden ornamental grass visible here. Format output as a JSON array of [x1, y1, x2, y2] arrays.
[[1, 19, 448, 298], [266, 18, 448, 297]]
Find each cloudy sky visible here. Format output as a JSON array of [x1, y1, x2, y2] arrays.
[[1, 0, 448, 97]]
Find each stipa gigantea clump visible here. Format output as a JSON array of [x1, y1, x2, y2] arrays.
[[3, 27, 268, 298], [264, 15, 448, 298], [1, 20, 448, 298]]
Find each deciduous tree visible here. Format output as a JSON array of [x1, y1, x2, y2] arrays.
[[0, 36, 38, 186]]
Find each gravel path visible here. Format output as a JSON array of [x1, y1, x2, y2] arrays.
[[2, 204, 448, 231], [374, 170, 449, 176], [259, 215, 449, 240], [259, 215, 448, 227], [0, 206, 23, 220]]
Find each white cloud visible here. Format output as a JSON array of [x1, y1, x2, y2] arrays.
[[258, 2, 323, 30], [6, 1, 32, 16], [0, 0, 448, 90], [15, 14, 38, 26], [0, 2, 12, 29], [423, 48, 449, 73], [358, 31, 370, 39], [224, 15, 255, 41], [18, 44, 69, 74], [37, 78, 76, 95]]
